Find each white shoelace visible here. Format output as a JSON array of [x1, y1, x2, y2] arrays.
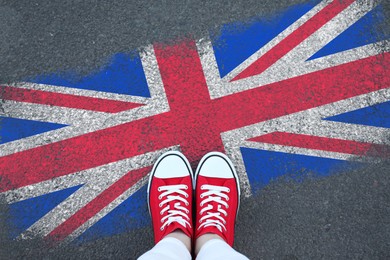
[[158, 184, 191, 231], [198, 184, 230, 232]]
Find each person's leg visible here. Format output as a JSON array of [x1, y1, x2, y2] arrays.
[[196, 237, 249, 260], [194, 152, 249, 260], [138, 151, 193, 260], [138, 234, 191, 260]]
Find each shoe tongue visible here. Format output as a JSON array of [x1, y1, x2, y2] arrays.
[[175, 218, 187, 228], [207, 197, 225, 214], [215, 224, 222, 232], [158, 176, 188, 186], [200, 176, 231, 187]]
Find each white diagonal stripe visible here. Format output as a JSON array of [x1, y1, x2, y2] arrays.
[[223, 0, 333, 81], [242, 141, 383, 163], [257, 0, 381, 83], [61, 174, 149, 245], [1, 100, 107, 125], [5, 82, 149, 104], [16, 146, 178, 239]]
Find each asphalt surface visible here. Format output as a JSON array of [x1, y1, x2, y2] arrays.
[[0, 0, 312, 83], [1, 0, 390, 259]]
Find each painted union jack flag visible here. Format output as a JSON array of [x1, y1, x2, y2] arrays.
[[1, 0, 389, 244]]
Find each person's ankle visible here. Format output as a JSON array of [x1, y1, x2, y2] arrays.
[[165, 230, 192, 252], [195, 233, 224, 256]]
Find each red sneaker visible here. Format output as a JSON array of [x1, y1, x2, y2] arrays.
[[194, 152, 240, 246], [147, 151, 193, 244]]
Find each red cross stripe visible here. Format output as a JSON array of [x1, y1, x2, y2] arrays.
[[1, 42, 389, 194]]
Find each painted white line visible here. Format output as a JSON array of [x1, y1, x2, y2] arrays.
[[221, 133, 253, 198], [196, 37, 225, 99], [242, 140, 374, 162], [289, 120, 390, 145], [300, 39, 390, 75], [1, 100, 107, 125], [62, 174, 149, 245], [5, 82, 149, 104], [2, 170, 95, 204]]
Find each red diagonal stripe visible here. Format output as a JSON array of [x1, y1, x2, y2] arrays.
[[2, 86, 143, 113], [249, 132, 390, 157], [232, 0, 355, 81], [48, 166, 150, 241]]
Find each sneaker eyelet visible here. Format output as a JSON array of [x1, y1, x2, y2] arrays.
[[185, 194, 189, 198], [200, 202, 203, 207], [185, 202, 189, 206], [184, 185, 188, 189], [160, 227, 164, 231], [200, 194, 204, 198], [158, 195, 162, 200], [186, 210, 189, 214], [200, 185, 204, 190], [226, 197, 229, 201], [158, 187, 162, 192], [226, 205, 229, 209], [159, 203, 163, 207], [160, 211, 163, 215]]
